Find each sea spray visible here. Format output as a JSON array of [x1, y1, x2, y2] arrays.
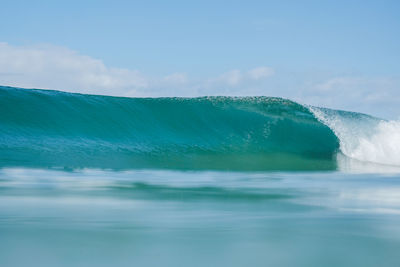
[[310, 106, 400, 166]]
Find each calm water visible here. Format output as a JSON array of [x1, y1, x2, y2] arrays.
[[1, 168, 400, 267]]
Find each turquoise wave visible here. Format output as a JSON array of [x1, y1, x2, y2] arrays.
[[0, 86, 345, 170]]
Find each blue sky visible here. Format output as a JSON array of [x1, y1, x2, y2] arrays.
[[1, 0, 400, 118]]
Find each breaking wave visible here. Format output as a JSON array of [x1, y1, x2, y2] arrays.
[[0, 86, 398, 171]]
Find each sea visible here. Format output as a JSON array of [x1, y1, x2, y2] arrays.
[[1, 85, 400, 266]]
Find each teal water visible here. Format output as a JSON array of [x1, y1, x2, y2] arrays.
[[1, 169, 400, 267], [1, 86, 400, 266], [0, 86, 340, 170]]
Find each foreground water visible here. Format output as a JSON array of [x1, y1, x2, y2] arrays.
[[1, 168, 400, 267]]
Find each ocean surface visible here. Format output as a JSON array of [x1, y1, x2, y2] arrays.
[[1, 86, 400, 266]]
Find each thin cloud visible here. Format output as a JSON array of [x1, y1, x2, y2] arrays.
[[297, 76, 400, 119], [247, 67, 275, 80], [213, 67, 275, 87], [2, 42, 399, 119], [0, 42, 148, 96], [217, 70, 243, 86], [162, 73, 188, 85], [0, 42, 275, 97]]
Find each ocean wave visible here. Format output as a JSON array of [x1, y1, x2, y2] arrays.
[[0, 85, 397, 171]]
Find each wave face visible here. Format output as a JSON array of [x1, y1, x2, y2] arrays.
[[1, 85, 396, 171]]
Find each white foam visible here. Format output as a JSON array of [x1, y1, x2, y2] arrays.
[[310, 107, 400, 167]]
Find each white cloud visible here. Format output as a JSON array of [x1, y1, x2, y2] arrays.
[[0, 42, 148, 96], [217, 70, 243, 86], [3, 43, 399, 119], [212, 67, 275, 87], [296, 76, 400, 119], [0, 42, 275, 97], [247, 67, 275, 80], [162, 73, 187, 84]]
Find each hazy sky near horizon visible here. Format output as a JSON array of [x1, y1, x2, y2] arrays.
[[1, 0, 400, 119]]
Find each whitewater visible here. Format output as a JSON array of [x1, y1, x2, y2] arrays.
[[310, 106, 400, 167]]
